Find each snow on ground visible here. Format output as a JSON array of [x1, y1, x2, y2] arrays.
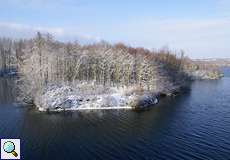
[[190, 70, 223, 80], [35, 84, 158, 112]]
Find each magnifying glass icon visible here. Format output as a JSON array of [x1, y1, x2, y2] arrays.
[[3, 141, 18, 157]]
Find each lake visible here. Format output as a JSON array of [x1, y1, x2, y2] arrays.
[[0, 68, 230, 160]]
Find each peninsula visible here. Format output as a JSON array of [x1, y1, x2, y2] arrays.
[[0, 33, 223, 111]]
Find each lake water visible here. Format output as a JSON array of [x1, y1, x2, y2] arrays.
[[1, 69, 230, 160]]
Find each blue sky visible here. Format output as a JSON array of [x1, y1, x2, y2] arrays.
[[0, 0, 230, 58]]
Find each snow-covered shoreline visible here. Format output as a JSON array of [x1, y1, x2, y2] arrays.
[[189, 70, 224, 80], [35, 84, 159, 112], [38, 106, 133, 112]]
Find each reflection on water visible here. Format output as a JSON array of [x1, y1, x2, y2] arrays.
[[0, 78, 15, 104], [1, 69, 230, 160]]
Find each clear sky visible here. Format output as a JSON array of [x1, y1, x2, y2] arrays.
[[0, 0, 230, 58]]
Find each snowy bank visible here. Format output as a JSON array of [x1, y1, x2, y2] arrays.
[[189, 70, 224, 80], [35, 84, 159, 112]]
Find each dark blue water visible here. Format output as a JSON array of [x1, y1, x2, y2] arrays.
[[1, 68, 230, 160]]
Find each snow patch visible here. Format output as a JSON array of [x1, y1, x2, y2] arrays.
[[35, 84, 159, 112]]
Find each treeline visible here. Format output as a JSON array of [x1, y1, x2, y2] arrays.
[[0, 33, 198, 101], [0, 38, 16, 74]]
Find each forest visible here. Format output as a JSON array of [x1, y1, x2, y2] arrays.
[[0, 32, 222, 110]]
